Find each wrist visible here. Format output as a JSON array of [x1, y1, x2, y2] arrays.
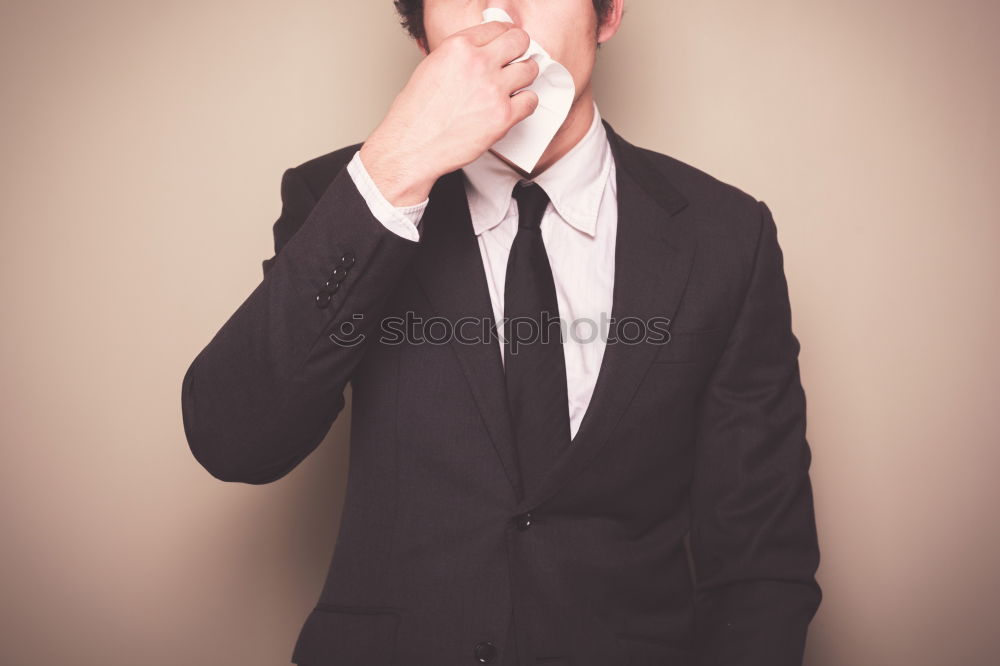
[[359, 137, 437, 207]]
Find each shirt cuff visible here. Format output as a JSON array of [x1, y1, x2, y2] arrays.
[[346, 149, 429, 242]]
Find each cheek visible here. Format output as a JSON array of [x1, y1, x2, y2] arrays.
[[424, 9, 483, 50], [554, 44, 595, 96]]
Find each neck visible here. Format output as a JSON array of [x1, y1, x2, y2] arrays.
[[490, 87, 596, 180]]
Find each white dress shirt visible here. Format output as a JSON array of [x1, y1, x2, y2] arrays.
[[345, 100, 617, 441]]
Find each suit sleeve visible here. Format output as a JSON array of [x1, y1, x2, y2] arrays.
[[181, 159, 423, 484], [688, 201, 822, 665]]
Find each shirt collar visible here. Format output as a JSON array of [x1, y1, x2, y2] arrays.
[[461, 99, 612, 238]]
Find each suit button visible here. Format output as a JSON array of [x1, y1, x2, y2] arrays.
[[339, 251, 355, 267], [473, 641, 497, 663], [330, 265, 348, 281], [323, 278, 342, 292], [315, 291, 332, 308], [513, 512, 533, 531]]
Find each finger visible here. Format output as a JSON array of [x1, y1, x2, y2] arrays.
[[485, 25, 532, 68], [509, 89, 540, 124], [453, 19, 514, 47], [498, 58, 540, 96]]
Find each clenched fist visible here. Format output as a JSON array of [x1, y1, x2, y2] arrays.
[[359, 19, 541, 206]]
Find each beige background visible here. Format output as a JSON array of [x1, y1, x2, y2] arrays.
[[2, 0, 998, 664]]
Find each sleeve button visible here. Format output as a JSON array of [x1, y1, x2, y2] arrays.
[[315, 291, 332, 309], [473, 641, 497, 663]]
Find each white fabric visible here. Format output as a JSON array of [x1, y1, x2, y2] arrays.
[[480, 7, 576, 174], [346, 152, 425, 242]]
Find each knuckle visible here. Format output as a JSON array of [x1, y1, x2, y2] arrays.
[[447, 34, 472, 51], [488, 80, 505, 99], [470, 50, 491, 74]]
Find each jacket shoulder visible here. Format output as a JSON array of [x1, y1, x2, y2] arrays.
[[286, 141, 365, 201], [622, 141, 771, 270], [634, 144, 762, 216]]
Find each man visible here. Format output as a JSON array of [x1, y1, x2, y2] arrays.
[[180, 1, 822, 664]]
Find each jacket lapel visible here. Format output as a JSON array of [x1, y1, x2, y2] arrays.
[[514, 120, 694, 512], [412, 170, 523, 497], [413, 118, 695, 510]]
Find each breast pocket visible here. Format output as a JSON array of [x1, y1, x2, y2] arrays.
[[651, 327, 728, 365], [291, 603, 400, 665]]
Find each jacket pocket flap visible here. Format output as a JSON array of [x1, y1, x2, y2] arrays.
[[615, 632, 697, 666], [291, 604, 400, 665]]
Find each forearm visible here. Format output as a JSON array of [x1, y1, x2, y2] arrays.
[[359, 131, 439, 207]]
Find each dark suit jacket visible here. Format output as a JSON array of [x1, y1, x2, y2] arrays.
[[181, 118, 822, 666]]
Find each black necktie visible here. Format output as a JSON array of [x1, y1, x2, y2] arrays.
[[503, 181, 572, 499]]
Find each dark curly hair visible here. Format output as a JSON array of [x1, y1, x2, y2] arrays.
[[392, 1, 617, 50]]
